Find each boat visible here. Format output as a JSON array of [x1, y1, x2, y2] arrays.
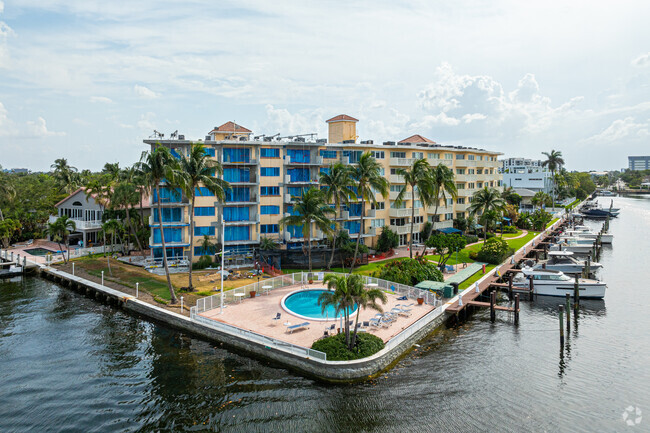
[[562, 226, 613, 244], [549, 240, 593, 254], [598, 190, 616, 196], [0, 264, 23, 279], [523, 251, 603, 274], [512, 267, 606, 299], [555, 235, 595, 246], [581, 208, 616, 219]]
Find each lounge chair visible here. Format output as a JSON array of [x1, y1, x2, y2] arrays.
[[324, 324, 335, 336], [356, 322, 368, 333], [392, 307, 412, 317], [369, 318, 382, 329], [286, 322, 310, 334], [397, 295, 408, 301], [272, 313, 281, 323]]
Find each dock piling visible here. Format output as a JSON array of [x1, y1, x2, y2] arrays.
[[508, 273, 513, 299], [529, 275, 534, 300], [136, 282, 139, 298], [565, 293, 571, 328], [514, 294, 520, 326], [573, 274, 580, 309], [490, 291, 496, 323], [559, 305, 565, 346], [101, 270, 104, 286], [72, 262, 75, 276]]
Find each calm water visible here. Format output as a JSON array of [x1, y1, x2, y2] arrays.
[[1, 196, 649, 432]]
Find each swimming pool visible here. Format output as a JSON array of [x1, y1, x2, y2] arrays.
[[281, 289, 358, 321], [24, 248, 57, 256]]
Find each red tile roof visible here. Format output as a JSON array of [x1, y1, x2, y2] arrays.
[[210, 121, 252, 134], [398, 134, 437, 144], [326, 114, 359, 123]]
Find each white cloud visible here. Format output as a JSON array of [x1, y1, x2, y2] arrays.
[[137, 112, 157, 131], [584, 117, 649, 143], [90, 96, 112, 104], [262, 104, 325, 137], [25, 117, 66, 137], [0, 101, 64, 138], [632, 52, 650, 67], [134, 84, 160, 99], [0, 1, 4, 14]]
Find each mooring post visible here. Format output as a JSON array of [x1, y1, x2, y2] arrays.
[[23, 256, 26, 274], [136, 282, 139, 298], [72, 262, 75, 276], [544, 243, 548, 260], [180, 296, 184, 312], [573, 273, 580, 309], [10, 251, 13, 262], [490, 290, 496, 323], [101, 270, 104, 286], [585, 253, 591, 278], [565, 293, 571, 328], [529, 274, 534, 300], [475, 282, 480, 293], [514, 294, 520, 326], [458, 293, 463, 307], [16, 254, 20, 267], [559, 305, 565, 346], [508, 273, 513, 299]]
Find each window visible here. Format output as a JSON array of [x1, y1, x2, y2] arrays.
[[456, 198, 465, 204], [391, 151, 406, 159], [194, 226, 216, 236], [370, 150, 384, 159], [456, 154, 465, 160], [195, 187, 215, 196], [261, 148, 280, 158], [223, 148, 250, 163], [478, 155, 483, 161], [371, 202, 385, 210], [260, 186, 280, 196], [413, 216, 424, 224], [287, 149, 310, 163], [153, 228, 183, 243], [287, 187, 307, 197], [261, 167, 280, 177], [153, 207, 182, 223], [225, 226, 249, 242], [343, 203, 362, 217], [468, 183, 475, 189], [390, 218, 407, 226], [456, 169, 465, 175], [225, 187, 250, 202], [204, 148, 216, 157], [195, 207, 215, 216], [445, 213, 454, 220], [261, 224, 279, 234], [224, 168, 250, 182], [320, 150, 337, 159], [342, 150, 363, 163], [287, 168, 309, 182], [467, 154, 475, 160], [390, 185, 402, 192], [477, 182, 483, 188], [194, 246, 216, 256], [477, 169, 483, 174], [390, 201, 406, 209], [379, 168, 385, 176], [223, 207, 250, 222], [170, 148, 182, 159], [456, 212, 465, 219], [445, 153, 453, 160], [343, 220, 361, 234], [412, 152, 424, 159], [468, 169, 475, 174], [414, 200, 422, 208], [446, 198, 454, 206], [456, 183, 465, 189], [320, 167, 330, 175], [261, 205, 279, 215], [390, 168, 400, 175], [429, 215, 441, 223], [428, 153, 440, 159], [153, 187, 182, 204], [370, 218, 385, 228]]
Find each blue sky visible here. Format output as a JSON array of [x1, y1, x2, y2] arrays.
[[0, 0, 649, 171]]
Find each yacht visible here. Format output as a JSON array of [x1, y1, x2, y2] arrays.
[[555, 234, 595, 246], [549, 240, 593, 254], [524, 251, 603, 274], [512, 267, 606, 299], [563, 226, 613, 244]]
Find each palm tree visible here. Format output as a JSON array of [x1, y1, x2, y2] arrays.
[[395, 158, 432, 258], [541, 150, 565, 210], [319, 163, 355, 269], [468, 187, 506, 243], [279, 188, 334, 273], [0, 175, 15, 221], [531, 191, 552, 210], [136, 146, 181, 304], [51, 158, 80, 194], [102, 162, 121, 181], [259, 236, 279, 267], [111, 182, 146, 259], [348, 152, 389, 273], [318, 273, 386, 350], [177, 143, 229, 291], [421, 164, 457, 255], [45, 215, 76, 264]]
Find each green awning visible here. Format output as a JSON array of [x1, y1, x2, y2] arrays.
[[415, 280, 453, 290]]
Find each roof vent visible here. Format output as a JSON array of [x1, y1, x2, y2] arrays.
[[178, 135, 185, 140], [342, 139, 355, 144], [316, 138, 327, 143], [383, 141, 395, 146], [360, 140, 374, 144]]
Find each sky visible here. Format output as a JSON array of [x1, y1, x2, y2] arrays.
[[0, 0, 649, 172]]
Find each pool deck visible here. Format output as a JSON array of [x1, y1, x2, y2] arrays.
[[199, 283, 436, 348], [6, 240, 64, 264]]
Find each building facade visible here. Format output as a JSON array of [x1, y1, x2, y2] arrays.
[[628, 156, 650, 171], [144, 116, 502, 261], [499, 157, 552, 193]]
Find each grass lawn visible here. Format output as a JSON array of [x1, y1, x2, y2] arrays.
[[458, 264, 496, 291], [66, 256, 266, 301], [281, 257, 407, 277]]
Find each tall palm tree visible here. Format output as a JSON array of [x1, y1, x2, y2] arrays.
[[136, 146, 181, 304], [102, 162, 121, 181], [45, 215, 76, 264], [395, 158, 432, 258], [111, 182, 146, 259], [421, 164, 457, 256], [318, 273, 386, 350], [279, 188, 334, 273], [541, 150, 565, 210], [531, 191, 552, 210], [468, 187, 506, 243], [51, 158, 80, 194], [348, 152, 389, 273], [319, 163, 355, 269], [177, 143, 229, 291]]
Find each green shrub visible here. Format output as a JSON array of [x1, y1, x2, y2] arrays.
[[464, 234, 479, 244], [376, 227, 399, 253], [468, 250, 478, 260], [311, 332, 385, 360], [485, 232, 496, 239], [502, 225, 518, 234], [372, 258, 443, 286], [192, 255, 213, 270], [477, 237, 512, 264]]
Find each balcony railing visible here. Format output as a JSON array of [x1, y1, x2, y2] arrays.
[[389, 208, 411, 218], [221, 158, 258, 165], [284, 156, 323, 166], [388, 225, 411, 235], [148, 214, 190, 226], [49, 215, 103, 230], [389, 158, 416, 166], [389, 174, 405, 184]]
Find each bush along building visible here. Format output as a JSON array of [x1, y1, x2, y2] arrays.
[[143, 115, 502, 266]]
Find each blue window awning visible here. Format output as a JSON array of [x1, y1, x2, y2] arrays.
[[438, 227, 462, 234]]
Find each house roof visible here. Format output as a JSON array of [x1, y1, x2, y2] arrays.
[[326, 114, 359, 123], [209, 121, 252, 134], [54, 187, 93, 208], [54, 187, 151, 209], [398, 134, 436, 144], [513, 188, 537, 198]]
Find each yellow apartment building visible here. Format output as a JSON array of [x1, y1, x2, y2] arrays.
[[144, 116, 502, 262]]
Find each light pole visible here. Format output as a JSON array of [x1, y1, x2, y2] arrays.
[[216, 213, 226, 314]]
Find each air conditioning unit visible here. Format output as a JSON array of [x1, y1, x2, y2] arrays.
[[316, 138, 327, 143], [342, 139, 355, 144], [383, 141, 395, 146], [205, 135, 211, 141], [178, 135, 185, 140], [360, 140, 374, 144], [264, 136, 273, 142], [239, 136, 247, 141]]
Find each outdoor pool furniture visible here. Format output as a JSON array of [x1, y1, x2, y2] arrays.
[[234, 293, 245, 303], [324, 324, 335, 335], [369, 318, 381, 329], [286, 322, 310, 334], [272, 313, 281, 323], [397, 295, 408, 301], [262, 285, 272, 295], [392, 307, 412, 317]]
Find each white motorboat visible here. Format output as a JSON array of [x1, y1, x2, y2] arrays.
[[564, 226, 613, 244], [512, 267, 606, 299], [556, 235, 595, 246], [524, 251, 603, 274], [549, 240, 593, 254]]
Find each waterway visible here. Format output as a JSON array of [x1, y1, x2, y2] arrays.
[[1, 196, 649, 432]]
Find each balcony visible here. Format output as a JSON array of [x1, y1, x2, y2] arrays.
[[224, 214, 259, 225], [454, 159, 478, 168], [148, 214, 190, 226], [389, 174, 405, 184], [49, 215, 103, 231], [388, 225, 411, 235], [148, 236, 190, 248], [337, 209, 375, 220], [455, 203, 468, 212], [221, 158, 258, 166], [389, 208, 411, 218], [284, 175, 319, 185], [284, 156, 323, 166], [389, 157, 416, 166], [223, 193, 259, 205], [345, 227, 376, 238], [427, 205, 453, 214], [284, 228, 327, 242]]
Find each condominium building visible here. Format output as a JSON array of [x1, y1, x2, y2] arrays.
[[499, 157, 552, 193], [628, 156, 650, 171], [143, 116, 502, 261]]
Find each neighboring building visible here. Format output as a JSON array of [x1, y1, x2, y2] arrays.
[[628, 156, 650, 171], [144, 116, 502, 261], [51, 188, 150, 247], [499, 157, 552, 193]]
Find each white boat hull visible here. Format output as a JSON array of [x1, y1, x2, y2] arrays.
[[514, 281, 607, 299], [550, 244, 593, 254]]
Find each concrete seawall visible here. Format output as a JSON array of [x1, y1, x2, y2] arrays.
[[38, 266, 449, 382]]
